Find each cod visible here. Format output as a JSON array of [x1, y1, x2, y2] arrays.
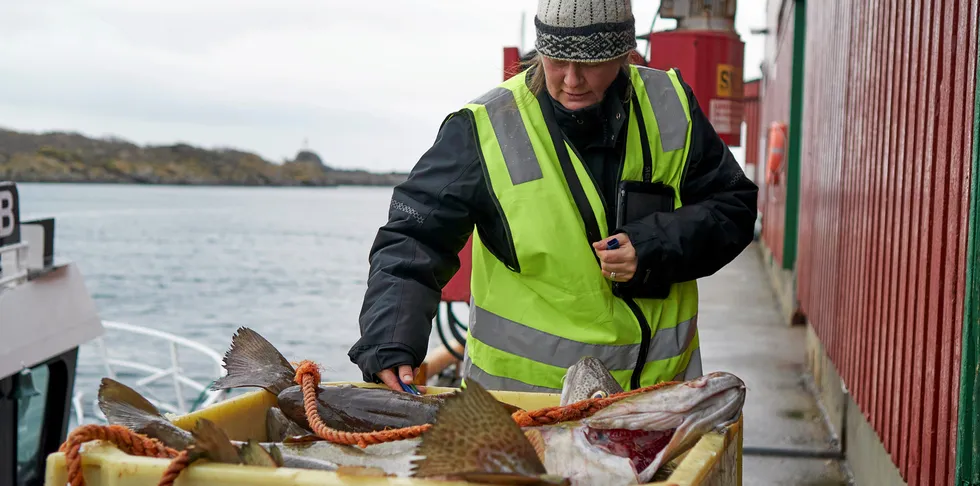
[[99, 358, 745, 484]]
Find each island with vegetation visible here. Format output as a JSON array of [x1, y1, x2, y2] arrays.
[[0, 128, 409, 187]]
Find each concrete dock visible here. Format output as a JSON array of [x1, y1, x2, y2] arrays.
[[698, 243, 850, 485]]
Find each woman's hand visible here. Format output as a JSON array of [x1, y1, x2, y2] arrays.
[[376, 365, 427, 394], [593, 233, 637, 282]]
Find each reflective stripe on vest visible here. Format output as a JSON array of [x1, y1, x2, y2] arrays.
[[460, 64, 701, 393], [470, 304, 698, 372]]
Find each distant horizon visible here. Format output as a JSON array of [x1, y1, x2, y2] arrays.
[[0, 1, 767, 173], [0, 124, 408, 174]]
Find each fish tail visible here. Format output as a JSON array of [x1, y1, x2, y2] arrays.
[[97, 378, 193, 449], [210, 327, 296, 395]]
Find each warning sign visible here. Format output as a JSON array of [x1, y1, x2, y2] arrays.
[[708, 99, 744, 135], [716, 64, 742, 98]]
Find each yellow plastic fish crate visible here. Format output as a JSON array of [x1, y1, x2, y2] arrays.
[[44, 382, 743, 486]]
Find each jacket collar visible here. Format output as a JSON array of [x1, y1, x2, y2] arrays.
[[537, 69, 631, 150]]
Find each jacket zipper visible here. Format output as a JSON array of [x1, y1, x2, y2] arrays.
[[624, 298, 651, 390], [565, 137, 651, 390]]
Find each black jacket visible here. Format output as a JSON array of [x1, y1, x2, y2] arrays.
[[348, 69, 759, 382]]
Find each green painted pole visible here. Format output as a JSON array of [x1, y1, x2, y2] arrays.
[[955, 21, 980, 486], [782, 0, 806, 270]]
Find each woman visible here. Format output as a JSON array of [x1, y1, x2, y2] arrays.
[[348, 0, 758, 393]]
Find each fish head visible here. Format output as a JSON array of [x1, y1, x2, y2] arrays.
[[410, 380, 570, 485], [579, 371, 746, 482], [559, 356, 625, 406]]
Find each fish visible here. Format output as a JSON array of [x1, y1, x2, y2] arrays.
[[209, 327, 523, 434], [410, 379, 571, 485], [97, 377, 417, 475], [186, 418, 280, 468], [532, 371, 746, 485], [266, 407, 315, 442], [559, 356, 625, 406]]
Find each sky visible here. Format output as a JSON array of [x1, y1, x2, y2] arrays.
[[0, 0, 769, 173]]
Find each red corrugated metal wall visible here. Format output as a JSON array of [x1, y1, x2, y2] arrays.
[[759, 3, 795, 265], [795, 1, 978, 485]]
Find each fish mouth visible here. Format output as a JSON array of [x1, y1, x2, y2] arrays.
[[582, 427, 676, 475], [579, 375, 746, 479]]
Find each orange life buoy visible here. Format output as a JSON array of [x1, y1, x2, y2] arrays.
[[765, 121, 787, 185]]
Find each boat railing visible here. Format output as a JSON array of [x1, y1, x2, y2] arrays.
[[0, 240, 30, 289], [78, 320, 230, 423]]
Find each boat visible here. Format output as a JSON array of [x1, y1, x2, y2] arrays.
[[1, 180, 105, 486], [0, 181, 233, 486], [6, 3, 750, 484]]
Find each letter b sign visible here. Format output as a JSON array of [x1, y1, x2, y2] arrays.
[[0, 181, 20, 243]]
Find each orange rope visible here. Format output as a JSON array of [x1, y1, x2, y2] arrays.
[[58, 424, 179, 486], [294, 361, 432, 447], [157, 450, 193, 486], [292, 359, 677, 448], [58, 361, 679, 485]]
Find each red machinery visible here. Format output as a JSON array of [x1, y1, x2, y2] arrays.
[[642, 1, 745, 147]]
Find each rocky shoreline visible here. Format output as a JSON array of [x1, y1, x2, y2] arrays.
[[0, 128, 408, 187]]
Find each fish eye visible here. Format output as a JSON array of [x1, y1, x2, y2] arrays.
[[591, 390, 608, 399]]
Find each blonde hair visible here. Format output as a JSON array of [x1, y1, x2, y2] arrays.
[[525, 53, 634, 99]]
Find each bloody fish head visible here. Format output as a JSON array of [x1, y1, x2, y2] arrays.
[[536, 371, 745, 485], [581, 371, 746, 482]]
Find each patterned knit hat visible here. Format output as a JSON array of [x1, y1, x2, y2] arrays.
[[534, 0, 637, 62]]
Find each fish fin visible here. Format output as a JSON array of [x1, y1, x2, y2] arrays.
[[497, 401, 524, 415], [410, 380, 547, 479], [265, 407, 313, 442], [211, 327, 296, 395], [97, 378, 192, 449], [239, 439, 279, 468], [189, 418, 242, 465], [523, 429, 546, 465], [268, 444, 285, 467]]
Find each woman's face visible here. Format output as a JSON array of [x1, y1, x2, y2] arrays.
[[541, 55, 623, 110]]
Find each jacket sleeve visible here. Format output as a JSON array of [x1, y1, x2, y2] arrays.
[[615, 73, 759, 290], [347, 110, 486, 382]]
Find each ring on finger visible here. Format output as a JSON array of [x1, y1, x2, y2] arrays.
[[610, 271, 617, 280]]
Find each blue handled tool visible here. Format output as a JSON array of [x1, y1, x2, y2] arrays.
[[400, 382, 421, 395], [607, 238, 620, 250]]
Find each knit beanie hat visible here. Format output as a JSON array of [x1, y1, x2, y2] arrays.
[[534, 0, 637, 62]]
